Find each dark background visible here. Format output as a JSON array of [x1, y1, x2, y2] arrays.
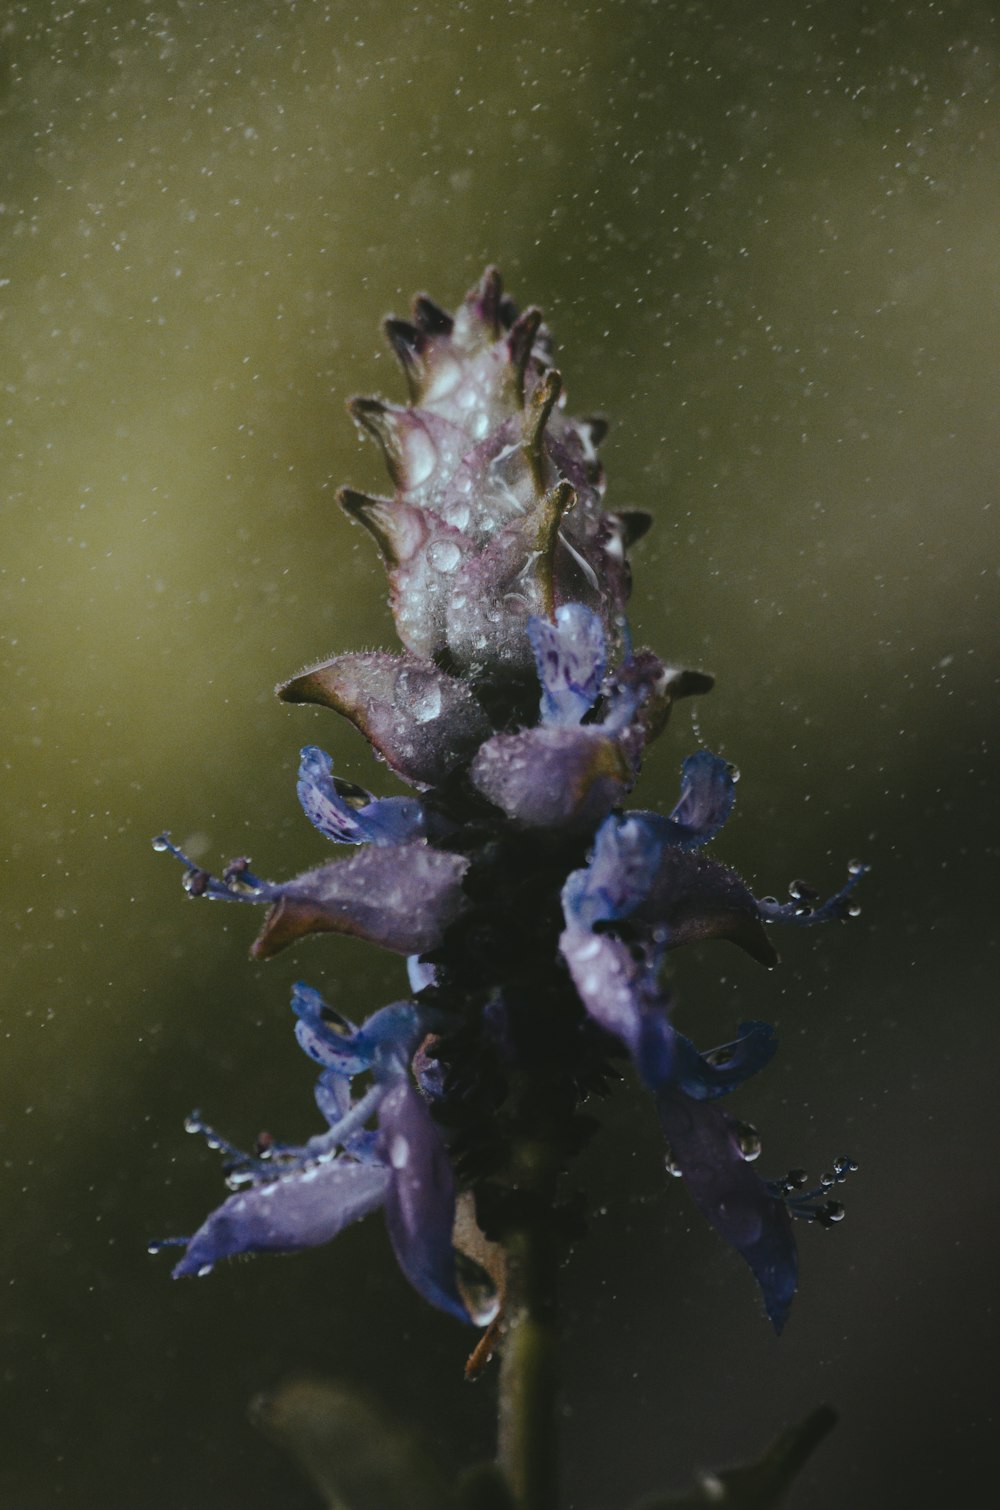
[[2, 2, 997, 1505]]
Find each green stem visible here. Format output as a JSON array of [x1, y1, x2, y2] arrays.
[[496, 1212, 560, 1510]]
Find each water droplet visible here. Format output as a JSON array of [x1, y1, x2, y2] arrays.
[[847, 859, 867, 876], [733, 1120, 762, 1161], [727, 763, 741, 783], [151, 835, 171, 852], [196, 1263, 213, 1278], [404, 425, 438, 486], [822, 1201, 846, 1224], [389, 1135, 409, 1169], [664, 1146, 684, 1178], [704, 1046, 734, 1068], [454, 1251, 500, 1326], [428, 538, 462, 573], [412, 684, 442, 723], [183, 1114, 203, 1135], [847, 903, 862, 918]]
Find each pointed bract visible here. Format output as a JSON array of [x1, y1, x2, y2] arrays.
[[277, 651, 492, 788]]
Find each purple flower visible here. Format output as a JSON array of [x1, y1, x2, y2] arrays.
[[469, 602, 712, 831], [559, 759, 867, 1329], [164, 988, 498, 1326], [153, 834, 469, 959]]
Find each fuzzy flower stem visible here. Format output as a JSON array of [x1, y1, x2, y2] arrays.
[[496, 1156, 561, 1510]]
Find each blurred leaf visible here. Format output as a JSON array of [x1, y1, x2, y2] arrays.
[[455, 1461, 518, 1510], [250, 1376, 452, 1510], [634, 1406, 837, 1510]]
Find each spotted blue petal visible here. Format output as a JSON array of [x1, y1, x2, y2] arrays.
[[297, 745, 426, 846], [527, 603, 607, 726]]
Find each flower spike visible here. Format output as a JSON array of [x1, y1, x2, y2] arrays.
[[157, 269, 867, 1350]]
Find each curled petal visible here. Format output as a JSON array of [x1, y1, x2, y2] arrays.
[[663, 750, 736, 848], [656, 1088, 798, 1332], [527, 603, 606, 726], [172, 1160, 391, 1278], [277, 652, 492, 790], [471, 726, 631, 831], [292, 984, 421, 1078], [377, 1080, 472, 1323], [297, 747, 426, 846], [252, 845, 470, 960], [672, 1021, 779, 1100]]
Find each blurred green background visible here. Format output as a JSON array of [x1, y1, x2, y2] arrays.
[[2, 1, 997, 1505]]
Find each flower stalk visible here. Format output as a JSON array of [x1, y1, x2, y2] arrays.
[[496, 1198, 560, 1510]]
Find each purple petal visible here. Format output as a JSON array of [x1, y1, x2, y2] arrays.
[[172, 1159, 390, 1278], [664, 750, 736, 848], [634, 847, 778, 967], [563, 813, 776, 964], [559, 923, 649, 1057], [297, 747, 425, 847], [526, 603, 606, 725], [470, 726, 630, 830], [252, 845, 469, 960], [656, 1089, 798, 1332], [277, 652, 492, 789], [377, 1080, 470, 1323]]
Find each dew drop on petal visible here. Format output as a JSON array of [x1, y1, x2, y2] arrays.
[[733, 1120, 762, 1161], [664, 1145, 684, 1178], [412, 684, 443, 723], [390, 1134, 410, 1169]]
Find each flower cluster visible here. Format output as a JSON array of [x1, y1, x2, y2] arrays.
[[155, 269, 865, 1334]]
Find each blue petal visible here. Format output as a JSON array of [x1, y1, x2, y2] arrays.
[[656, 1088, 798, 1332], [663, 750, 736, 848], [672, 1021, 778, 1100], [377, 1080, 471, 1323], [292, 986, 422, 1080], [297, 746, 426, 846], [172, 1159, 390, 1277], [527, 603, 606, 725], [291, 982, 373, 1075], [314, 1067, 352, 1125], [561, 811, 670, 930]]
